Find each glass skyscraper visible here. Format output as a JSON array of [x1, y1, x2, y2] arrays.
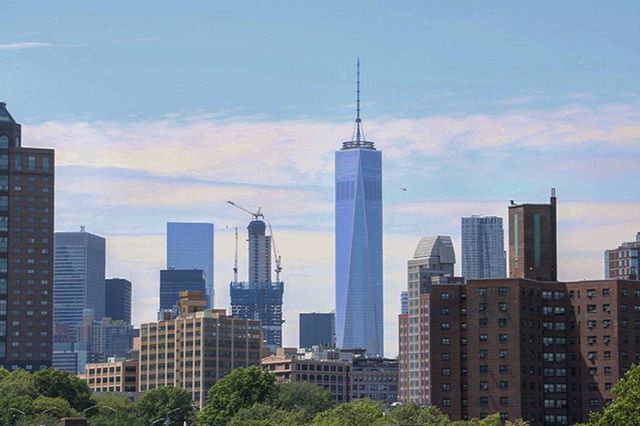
[[461, 215, 507, 279], [335, 62, 383, 355], [166, 222, 214, 308]]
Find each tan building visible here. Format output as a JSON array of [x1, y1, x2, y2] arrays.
[[138, 291, 263, 407], [81, 357, 138, 398], [262, 347, 350, 403]]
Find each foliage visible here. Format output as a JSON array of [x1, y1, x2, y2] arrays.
[[380, 403, 451, 425], [228, 403, 311, 426], [14, 414, 60, 426], [32, 395, 78, 418], [32, 368, 95, 412], [585, 363, 640, 425], [312, 399, 384, 426], [271, 381, 335, 416], [86, 393, 144, 426], [0, 366, 10, 382], [136, 386, 195, 426], [0, 369, 37, 425], [198, 366, 277, 425]]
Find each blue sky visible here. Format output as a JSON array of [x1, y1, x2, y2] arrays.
[[1, 1, 639, 355]]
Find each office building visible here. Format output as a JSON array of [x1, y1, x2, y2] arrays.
[[0, 102, 55, 371], [230, 219, 284, 350], [508, 189, 558, 281], [262, 347, 351, 403], [159, 269, 206, 311], [167, 222, 214, 307], [54, 230, 106, 339], [105, 278, 132, 324], [90, 317, 137, 362], [351, 356, 399, 404], [605, 232, 640, 280], [139, 291, 263, 407], [461, 215, 506, 279], [400, 291, 408, 315], [299, 312, 335, 349], [398, 236, 459, 405], [52, 342, 88, 375], [335, 62, 383, 356], [82, 356, 138, 397]]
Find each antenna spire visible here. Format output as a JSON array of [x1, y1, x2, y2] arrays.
[[355, 58, 363, 142]]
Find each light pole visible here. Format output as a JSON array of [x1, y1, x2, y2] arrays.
[[41, 407, 57, 416], [83, 405, 98, 417], [10, 408, 26, 417], [151, 418, 164, 425], [164, 408, 181, 426], [103, 405, 118, 426]]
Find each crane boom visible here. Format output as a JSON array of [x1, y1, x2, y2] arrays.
[[226, 201, 264, 220], [233, 227, 238, 283], [268, 222, 283, 282]]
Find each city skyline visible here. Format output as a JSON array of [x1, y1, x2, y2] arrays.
[[1, 2, 638, 356]]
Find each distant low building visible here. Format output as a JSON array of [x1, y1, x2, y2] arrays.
[[605, 232, 640, 280], [351, 355, 398, 404], [81, 356, 138, 400]]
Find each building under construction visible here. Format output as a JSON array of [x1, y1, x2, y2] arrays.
[[228, 203, 284, 351]]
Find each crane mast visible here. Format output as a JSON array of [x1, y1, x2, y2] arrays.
[[268, 222, 283, 282], [233, 227, 238, 283]]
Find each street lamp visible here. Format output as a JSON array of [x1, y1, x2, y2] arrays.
[[102, 405, 118, 426], [151, 419, 165, 425], [10, 408, 26, 417], [164, 408, 181, 426], [82, 405, 98, 417]]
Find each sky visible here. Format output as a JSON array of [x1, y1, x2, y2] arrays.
[[1, 1, 639, 356]]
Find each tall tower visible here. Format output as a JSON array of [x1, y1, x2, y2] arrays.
[[461, 215, 506, 279], [335, 61, 383, 355], [0, 102, 55, 371], [166, 222, 215, 308], [508, 189, 558, 281]]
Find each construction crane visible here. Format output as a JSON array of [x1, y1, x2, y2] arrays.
[[226, 201, 264, 220], [233, 227, 239, 283], [268, 222, 283, 282]]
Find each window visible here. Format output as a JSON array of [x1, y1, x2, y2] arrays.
[[441, 337, 450, 346], [479, 364, 488, 373], [441, 352, 450, 361], [478, 288, 487, 297], [442, 368, 451, 376], [500, 381, 508, 389], [499, 334, 508, 342], [479, 318, 488, 326], [480, 381, 488, 390], [499, 365, 508, 374], [499, 318, 508, 327], [479, 303, 487, 312], [480, 397, 488, 406], [587, 304, 597, 313], [441, 323, 450, 330], [440, 292, 450, 300], [479, 350, 488, 359], [442, 383, 451, 391], [499, 349, 508, 359], [500, 397, 509, 405], [498, 302, 508, 312], [441, 307, 450, 316], [42, 157, 50, 172], [28, 156, 36, 171]]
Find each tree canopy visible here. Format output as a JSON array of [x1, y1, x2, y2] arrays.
[[271, 381, 335, 416], [136, 386, 195, 426], [583, 363, 640, 425]]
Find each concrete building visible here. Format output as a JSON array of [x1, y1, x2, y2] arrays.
[[82, 356, 138, 397], [139, 291, 263, 407], [335, 62, 383, 356], [52, 342, 88, 374], [299, 312, 335, 349], [605, 232, 640, 280], [508, 189, 558, 281], [105, 278, 132, 325], [0, 102, 55, 371], [167, 222, 215, 308], [54, 230, 106, 339], [159, 269, 206, 312], [461, 215, 506, 279], [262, 347, 351, 403], [230, 219, 284, 351], [351, 355, 399, 404], [399, 236, 457, 405]]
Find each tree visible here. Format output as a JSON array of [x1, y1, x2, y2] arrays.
[[228, 403, 311, 426], [0, 369, 37, 425], [272, 381, 335, 416], [585, 363, 640, 425], [15, 414, 60, 426], [32, 395, 78, 418], [136, 386, 195, 426], [312, 399, 384, 426], [381, 403, 451, 425], [0, 367, 10, 382], [198, 366, 277, 425], [89, 393, 143, 426], [32, 368, 94, 412]]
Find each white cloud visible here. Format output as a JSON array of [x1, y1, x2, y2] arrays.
[[0, 41, 54, 50]]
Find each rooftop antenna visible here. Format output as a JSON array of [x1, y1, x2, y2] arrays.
[[354, 58, 365, 143]]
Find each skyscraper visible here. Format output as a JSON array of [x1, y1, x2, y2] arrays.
[[105, 278, 132, 324], [166, 222, 215, 307], [0, 102, 55, 371], [508, 189, 558, 281], [604, 232, 640, 280], [54, 229, 106, 340], [159, 269, 206, 311], [230, 219, 284, 351], [335, 61, 383, 356], [461, 215, 506, 279], [299, 312, 335, 349]]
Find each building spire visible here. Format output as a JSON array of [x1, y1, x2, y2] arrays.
[[355, 58, 363, 142]]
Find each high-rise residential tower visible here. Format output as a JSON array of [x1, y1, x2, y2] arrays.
[[54, 229, 106, 340], [335, 61, 383, 355], [230, 219, 284, 351], [461, 215, 506, 279], [166, 222, 215, 307], [105, 278, 132, 324], [0, 102, 55, 371], [508, 189, 558, 281], [604, 232, 640, 280]]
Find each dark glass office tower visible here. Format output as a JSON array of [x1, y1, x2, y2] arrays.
[[159, 269, 206, 311], [0, 102, 55, 371], [335, 63, 383, 355], [105, 278, 132, 324], [299, 312, 335, 349]]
